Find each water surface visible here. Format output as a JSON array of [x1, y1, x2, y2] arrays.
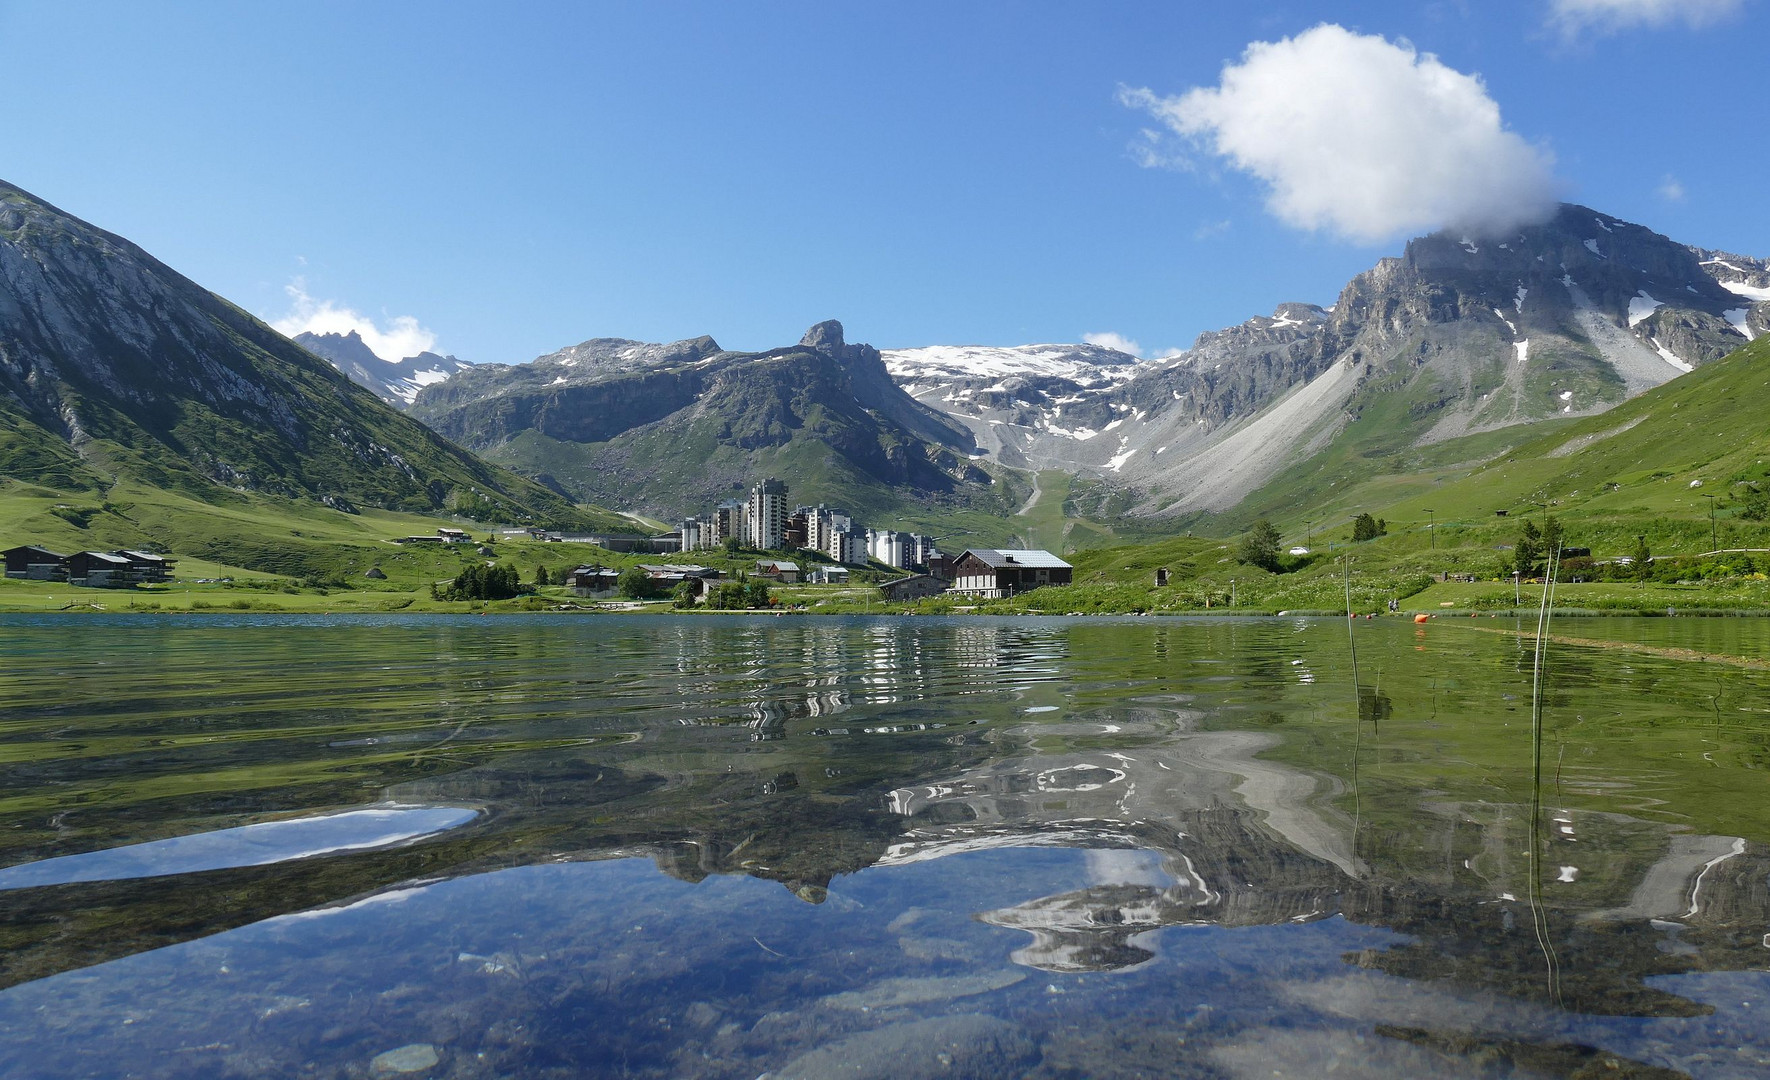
[[2, 613, 1768, 1078]]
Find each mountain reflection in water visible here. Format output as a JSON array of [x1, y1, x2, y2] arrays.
[[1, 613, 1768, 1079]]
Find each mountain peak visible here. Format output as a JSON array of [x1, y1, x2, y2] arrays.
[[800, 320, 846, 352]]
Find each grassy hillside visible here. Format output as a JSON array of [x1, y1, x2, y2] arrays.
[[898, 336, 1770, 616]]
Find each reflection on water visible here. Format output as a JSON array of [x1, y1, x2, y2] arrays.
[[0, 804, 478, 890], [1, 613, 1769, 1078]]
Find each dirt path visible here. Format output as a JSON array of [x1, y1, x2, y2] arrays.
[[1017, 472, 1042, 516]]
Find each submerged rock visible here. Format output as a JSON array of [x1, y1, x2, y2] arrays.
[[774, 1013, 1037, 1080], [370, 1043, 439, 1074]]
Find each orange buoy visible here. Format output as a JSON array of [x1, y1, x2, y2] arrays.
[[1413, 613, 1430, 623]]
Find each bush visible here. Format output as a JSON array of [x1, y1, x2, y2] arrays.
[[704, 579, 771, 609], [1351, 513, 1387, 542], [672, 580, 698, 609]]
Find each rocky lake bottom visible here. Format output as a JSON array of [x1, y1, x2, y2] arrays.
[[2, 613, 1769, 1079]]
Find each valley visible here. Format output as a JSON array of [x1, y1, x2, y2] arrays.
[[3, 176, 1768, 616]]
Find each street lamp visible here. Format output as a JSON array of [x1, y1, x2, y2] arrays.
[[1230, 578, 1236, 607], [1702, 493, 1718, 553], [1424, 508, 1435, 550]]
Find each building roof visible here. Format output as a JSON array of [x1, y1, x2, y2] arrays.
[[756, 559, 800, 571], [3, 545, 65, 559], [78, 551, 131, 565], [958, 548, 1071, 570]]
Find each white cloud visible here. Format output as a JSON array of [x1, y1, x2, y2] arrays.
[[1550, 0, 1743, 34], [1083, 332, 1144, 358], [1120, 24, 1559, 244], [1193, 218, 1233, 241], [1657, 175, 1686, 202], [271, 278, 438, 363]]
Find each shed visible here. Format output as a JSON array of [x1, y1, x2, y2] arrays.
[[879, 574, 949, 602]]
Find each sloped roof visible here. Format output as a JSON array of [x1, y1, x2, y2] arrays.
[[959, 548, 1071, 570]]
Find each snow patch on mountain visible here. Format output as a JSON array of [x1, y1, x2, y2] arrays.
[[883, 343, 1141, 382], [1627, 291, 1663, 327], [1719, 280, 1770, 302]]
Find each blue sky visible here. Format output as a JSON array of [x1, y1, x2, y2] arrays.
[[2, 0, 1763, 362]]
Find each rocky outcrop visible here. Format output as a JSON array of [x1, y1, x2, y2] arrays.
[[409, 319, 989, 516]]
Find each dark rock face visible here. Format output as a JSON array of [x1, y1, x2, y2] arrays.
[[0, 178, 576, 521]]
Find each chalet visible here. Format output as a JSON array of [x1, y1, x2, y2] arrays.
[[3, 545, 68, 581], [437, 528, 470, 544], [395, 534, 445, 544], [67, 551, 130, 586], [879, 574, 948, 602], [755, 559, 801, 583], [951, 549, 1072, 599], [118, 551, 175, 583], [807, 566, 850, 585], [565, 566, 621, 598]]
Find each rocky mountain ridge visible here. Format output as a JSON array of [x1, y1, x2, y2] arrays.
[[0, 178, 592, 525], [890, 203, 1763, 515], [409, 319, 1001, 519], [294, 330, 472, 407]]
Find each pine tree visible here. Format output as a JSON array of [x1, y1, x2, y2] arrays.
[[1631, 535, 1652, 579], [1238, 519, 1282, 572]]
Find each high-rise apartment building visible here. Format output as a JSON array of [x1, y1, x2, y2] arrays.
[[746, 478, 788, 550]]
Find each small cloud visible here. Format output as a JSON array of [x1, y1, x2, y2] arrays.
[[1550, 0, 1743, 35], [1083, 332, 1143, 357], [1126, 125, 1196, 171], [1193, 218, 1233, 241], [1657, 175, 1686, 202], [271, 278, 438, 362], [1120, 24, 1559, 244]]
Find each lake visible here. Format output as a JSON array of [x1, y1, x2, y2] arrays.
[[2, 613, 1768, 1079]]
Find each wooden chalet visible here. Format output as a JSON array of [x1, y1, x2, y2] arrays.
[[3, 545, 68, 581], [565, 566, 621, 598], [951, 549, 1072, 599], [63, 550, 176, 588]]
